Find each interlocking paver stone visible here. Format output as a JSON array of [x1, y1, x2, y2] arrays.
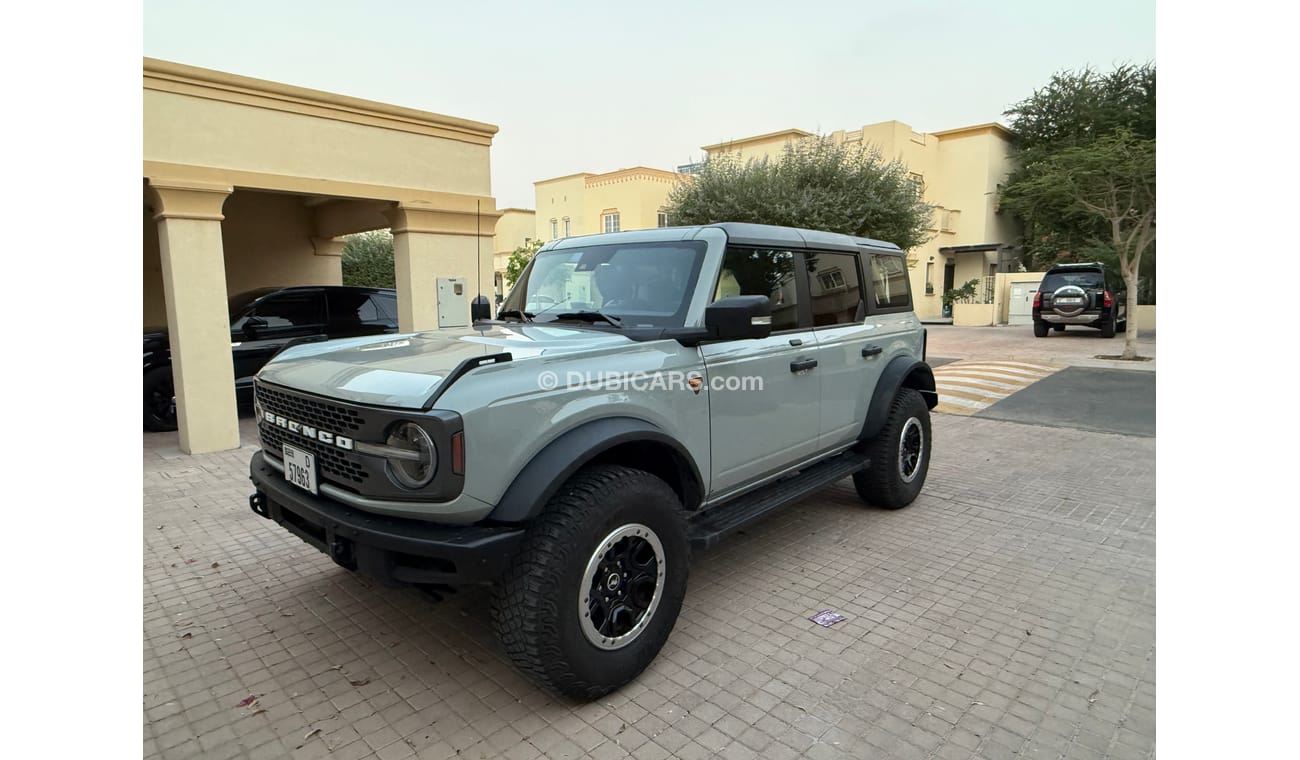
[[145, 400, 1154, 758]]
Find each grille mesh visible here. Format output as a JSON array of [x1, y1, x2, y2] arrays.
[[255, 384, 363, 432], [256, 384, 370, 485]]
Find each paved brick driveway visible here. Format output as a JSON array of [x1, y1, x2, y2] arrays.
[[145, 412, 1155, 760]]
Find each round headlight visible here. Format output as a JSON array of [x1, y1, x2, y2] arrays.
[[385, 422, 437, 489]]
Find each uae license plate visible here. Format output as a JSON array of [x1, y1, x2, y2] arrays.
[[1057, 297, 1083, 304], [283, 444, 318, 494]]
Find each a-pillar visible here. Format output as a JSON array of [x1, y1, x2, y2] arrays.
[[385, 202, 496, 332], [148, 179, 240, 454]]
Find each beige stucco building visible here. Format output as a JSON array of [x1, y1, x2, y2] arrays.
[[491, 208, 537, 296], [533, 167, 683, 242], [702, 121, 1022, 321], [144, 58, 501, 454]]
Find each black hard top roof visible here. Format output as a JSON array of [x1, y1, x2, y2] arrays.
[[709, 222, 903, 255]]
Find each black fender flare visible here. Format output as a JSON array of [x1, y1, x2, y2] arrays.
[[488, 416, 704, 524], [861, 357, 938, 441]]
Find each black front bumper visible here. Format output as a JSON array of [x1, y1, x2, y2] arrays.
[[248, 451, 522, 586]]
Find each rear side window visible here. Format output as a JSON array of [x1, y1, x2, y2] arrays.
[[867, 254, 911, 312], [371, 293, 398, 321], [715, 248, 800, 331], [328, 290, 397, 326], [805, 252, 864, 326]]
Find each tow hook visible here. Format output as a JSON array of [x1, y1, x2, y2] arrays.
[[249, 492, 269, 518], [330, 536, 357, 570]]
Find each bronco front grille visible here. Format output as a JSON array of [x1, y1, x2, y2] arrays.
[[255, 383, 364, 432], [255, 383, 370, 486]]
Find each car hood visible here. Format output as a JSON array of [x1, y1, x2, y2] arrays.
[[255, 323, 635, 409]]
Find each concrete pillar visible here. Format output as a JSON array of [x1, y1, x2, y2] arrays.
[[148, 179, 240, 454], [385, 203, 497, 332]]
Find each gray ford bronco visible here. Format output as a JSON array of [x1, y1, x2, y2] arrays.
[[248, 222, 936, 699]]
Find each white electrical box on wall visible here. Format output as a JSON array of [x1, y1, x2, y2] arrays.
[[437, 277, 468, 328]]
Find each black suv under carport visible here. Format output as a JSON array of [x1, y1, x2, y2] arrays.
[[144, 286, 400, 431], [1032, 263, 1126, 338]]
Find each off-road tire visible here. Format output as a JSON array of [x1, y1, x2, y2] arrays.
[[492, 464, 689, 700], [143, 367, 178, 432], [854, 388, 931, 510], [1033, 320, 1048, 338], [1101, 312, 1116, 338]]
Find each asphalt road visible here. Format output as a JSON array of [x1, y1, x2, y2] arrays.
[[974, 366, 1156, 437]]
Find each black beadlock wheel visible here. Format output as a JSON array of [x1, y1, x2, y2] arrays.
[[492, 464, 689, 700], [854, 388, 932, 510], [143, 367, 178, 432]]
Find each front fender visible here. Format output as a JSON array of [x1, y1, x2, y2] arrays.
[[861, 357, 937, 441], [488, 416, 703, 524]]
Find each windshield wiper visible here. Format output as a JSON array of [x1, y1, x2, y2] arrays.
[[544, 310, 623, 327], [496, 308, 533, 323]]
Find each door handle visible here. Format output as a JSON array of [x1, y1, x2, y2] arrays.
[[862, 345, 883, 358], [790, 358, 818, 373]]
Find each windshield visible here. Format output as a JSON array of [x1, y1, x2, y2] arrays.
[[500, 241, 707, 327], [228, 288, 279, 319]]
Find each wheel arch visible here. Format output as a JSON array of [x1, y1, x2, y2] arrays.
[[861, 357, 937, 441], [488, 417, 704, 524]]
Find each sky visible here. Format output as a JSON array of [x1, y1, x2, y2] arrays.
[[143, 0, 1155, 210]]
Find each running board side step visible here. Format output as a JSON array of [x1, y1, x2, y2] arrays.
[[687, 450, 870, 551]]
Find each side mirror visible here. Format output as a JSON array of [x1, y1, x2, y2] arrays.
[[242, 315, 267, 338], [471, 295, 491, 322], [705, 295, 772, 341]]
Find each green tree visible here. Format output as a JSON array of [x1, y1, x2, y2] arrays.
[[664, 136, 935, 254], [1002, 130, 1154, 359], [1000, 63, 1156, 296], [341, 230, 395, 288], [505, 238, 544, 287]]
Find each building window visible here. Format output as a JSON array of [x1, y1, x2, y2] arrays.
[[549, 219, 558, 240], [657, 212, 669, 228], [563, 217, 571, 237], [908, 173, 924, 199], [816, 268, 846, 291], [603, 213, 620, 233]]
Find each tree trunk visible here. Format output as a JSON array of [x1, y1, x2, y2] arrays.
[[1121, 261, 1141, 360]]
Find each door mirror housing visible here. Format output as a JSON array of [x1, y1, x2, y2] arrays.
[[705, 295, 773, 341], [242, 315, 267, 339]]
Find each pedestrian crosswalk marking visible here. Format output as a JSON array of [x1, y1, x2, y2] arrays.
[[932, 360, 1062, 416], [937, 374, 1034, 390]]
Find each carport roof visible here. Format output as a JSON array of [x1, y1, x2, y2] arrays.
[[144, 57, 498, 145], [939, 243, 1004, 254]]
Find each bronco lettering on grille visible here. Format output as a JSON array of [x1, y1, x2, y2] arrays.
[[263, 411, 354, 450]]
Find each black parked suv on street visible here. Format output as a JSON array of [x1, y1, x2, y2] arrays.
[[144, 286, 400, 431], [1032, 263, 1126, 338]]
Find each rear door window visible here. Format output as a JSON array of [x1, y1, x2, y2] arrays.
[[805, 252, 864, 326], [249, 290, 326, 329]]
